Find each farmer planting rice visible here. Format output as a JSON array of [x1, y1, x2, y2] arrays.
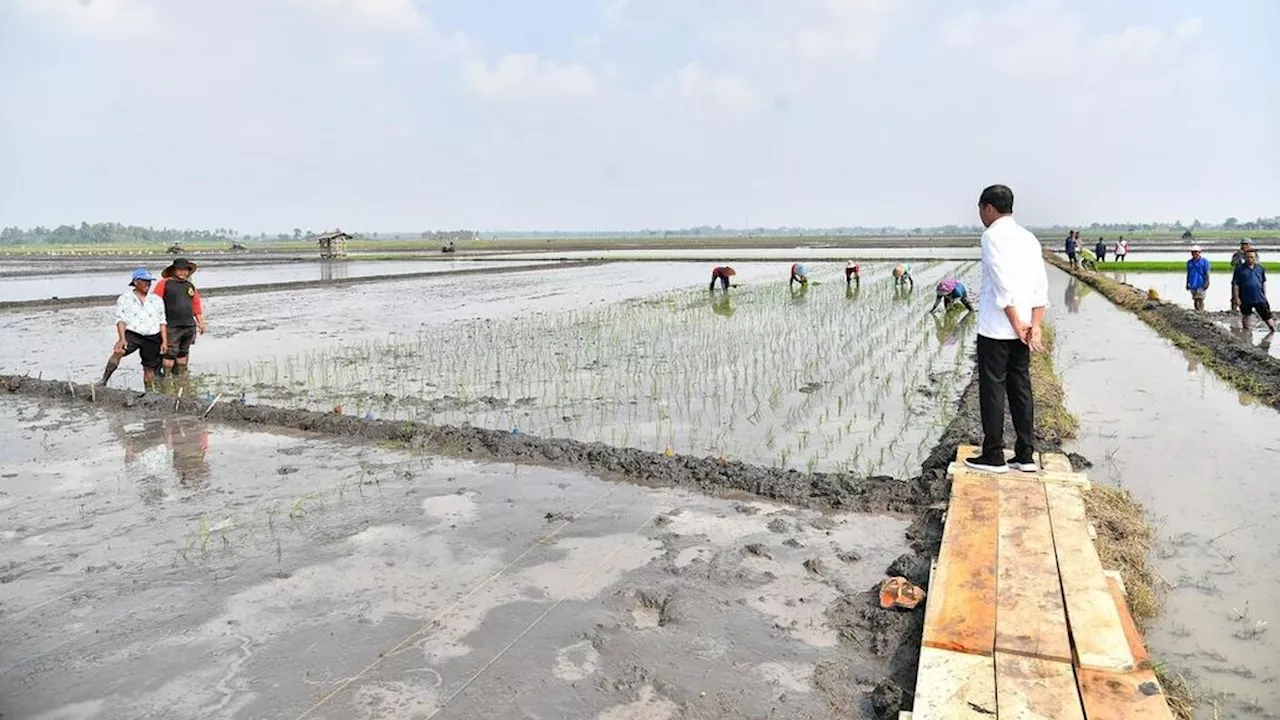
[[929, 277, 974, 313], [1078, 245, 1098, 271], [153, 258, 206, 383], [789, 263, 809, 288], [99, 268, 167, 391], [965, 183, 1049, 475], [709, 265, 735, 291], [892, 264, 913, 287], [844, 258, 865, 284]]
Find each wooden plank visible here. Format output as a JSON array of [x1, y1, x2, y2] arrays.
[[1077, 668, 1175, 719], [1044, 484, 1135, 672], [1040, 453, 1074, 474], [911, 646, 997, 719], [995, 480, 1072, 662], [898, 713, 913, 720], [952, 446, 1089, 486], [995, 652, 1085, 720], [922, 474, 997, 655], [1105, 573, 1150, 667]]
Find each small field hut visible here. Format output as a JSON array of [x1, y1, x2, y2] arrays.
[[316, 230, 352, 259]]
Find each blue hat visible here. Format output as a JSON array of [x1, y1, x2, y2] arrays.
[[129, 267, 156, 285]]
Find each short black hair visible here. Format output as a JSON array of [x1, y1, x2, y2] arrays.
[[979, 184, 1014, 214]]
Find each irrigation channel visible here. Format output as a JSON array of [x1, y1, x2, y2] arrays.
[[1049, 268, 1280, 718]]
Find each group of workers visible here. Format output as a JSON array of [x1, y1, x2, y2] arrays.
[[709, 261, 972, 313], [1064, 230, 1129, 270], [101, 258, 206, 391], [1185, 239, 1274, 331]]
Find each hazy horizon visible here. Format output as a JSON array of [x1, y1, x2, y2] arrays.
[[2, 0, 1276, 232]]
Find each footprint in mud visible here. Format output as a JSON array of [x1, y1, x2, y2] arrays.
[[598, 684, 679, 720], [553, 640, 600, 682]]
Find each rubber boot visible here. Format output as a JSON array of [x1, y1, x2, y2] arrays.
[[99, 361, 119, 386]]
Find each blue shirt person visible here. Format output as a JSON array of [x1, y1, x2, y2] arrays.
[[1231, 251, 1276, 332], [1185, 247, 1211, 311]]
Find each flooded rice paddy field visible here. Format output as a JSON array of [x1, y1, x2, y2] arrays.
[[0, 259, 559, 303], [0, 397, 910, 719], [1051, 269, 1280, 718], [1064, 272, 1280, 359], [199, 261, 979, 476]]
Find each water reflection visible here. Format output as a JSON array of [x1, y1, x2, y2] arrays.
[[892, 283, 914, 303], [1181, 347, 1201, 375], [711, 293, 736, 318], [1064, 277, 1084, 313], [845, 282, 861, 302], [320, 260, 349, 282], [933, 310, 975, 347], [789, 283, 810, 303], [114, 418, 211, 504]]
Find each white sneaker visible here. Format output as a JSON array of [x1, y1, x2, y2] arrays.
[[1008, 459, 1039, 473], [963, 455, 1009, 474]]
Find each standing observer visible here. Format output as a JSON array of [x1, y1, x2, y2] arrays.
[[964, 185, 1050, 475]]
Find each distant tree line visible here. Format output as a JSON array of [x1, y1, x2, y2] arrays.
[[420, 230, 479, 242]]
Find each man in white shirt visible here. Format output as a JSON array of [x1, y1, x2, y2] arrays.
[[100, 268, 169, 390], [964, 185, 1050, 474]]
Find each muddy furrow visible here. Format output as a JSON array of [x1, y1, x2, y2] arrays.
[[1046, 253, 1280, 408], [0, 374, 943, 515]]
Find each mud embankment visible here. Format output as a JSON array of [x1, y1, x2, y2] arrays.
[[0, 358, 1102, 719], [1048, 253, 1280, 407], [0, 261, 599, 312]]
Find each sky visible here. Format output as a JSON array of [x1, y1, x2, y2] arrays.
[[1, 0, 1276, 232]]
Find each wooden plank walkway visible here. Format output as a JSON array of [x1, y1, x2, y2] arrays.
[[910, 446, 1174, 720]]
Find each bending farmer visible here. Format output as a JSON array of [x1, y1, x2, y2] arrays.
[[101, 268, 167, 390], [710, 265, 736, 291], [790, 263, 809, 288], [930, 278, 975, 313], [892, 264, 913, 287], [154, 258, 205, 381], [845, 261, 861, 286]]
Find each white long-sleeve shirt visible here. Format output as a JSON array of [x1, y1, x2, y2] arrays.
[[978, 215, 1050, 340]]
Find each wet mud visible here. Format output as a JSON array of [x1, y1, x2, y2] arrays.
[[1050, 254, 1280, 407], [0, 374, 936, 515]]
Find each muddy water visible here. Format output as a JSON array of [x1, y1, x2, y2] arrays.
[[0, 398, 909, 719], [0, 262, 722, 386], [0, 259, 556, 302], [1049, 269, 1280, 718]]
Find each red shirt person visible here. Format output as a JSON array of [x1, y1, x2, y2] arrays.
[[153, 258, 205, 380], [710, 265, 735, 291]]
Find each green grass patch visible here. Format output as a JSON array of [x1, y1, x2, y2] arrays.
[[1095, 260, 1280, 273], [1029, 324, 1078, 442]]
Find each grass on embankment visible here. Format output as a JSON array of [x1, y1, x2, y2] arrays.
[[1028, 321, 1193, 718], [1095, 260, 1280, 272]]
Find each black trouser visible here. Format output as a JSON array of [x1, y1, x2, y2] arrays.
[[976, 335, 1035, 460]]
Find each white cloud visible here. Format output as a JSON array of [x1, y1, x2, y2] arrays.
[[1174, 18, 1203, 41], [464, 54, 599, 101], [1094, 25, 1165, 60], [670, 63, 762, 113], [10, 0, 165, 38], [294, 0, 425, 31], [786, 0, 897, 58]]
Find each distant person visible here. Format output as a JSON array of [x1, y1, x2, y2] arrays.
[[1094, 238, 1107, 263], [1114, 236, 1129, 262], [930, 278, 974, 313], [1079, 246, 1099, 271], [709, 265, 735, 291], [1232, 250, 1276, 332], [153, 258, 205, 382], [100, 268, 167, 391], [845, 261, 861, 286], [1231, 239, 1255, 311], [964, 184, 1049, 475], [1185, 245, 1211, 312], [892, 264, 913, 287], [1064, 231, 1078, 268], [789, 263, 809, 288]]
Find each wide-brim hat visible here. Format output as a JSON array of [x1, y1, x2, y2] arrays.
[[162, 257, 198, 278], [1190, 245, 1203, 253]]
